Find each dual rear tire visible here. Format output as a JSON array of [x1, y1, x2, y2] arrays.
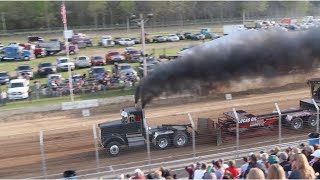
[[155, 132, 189, 150]]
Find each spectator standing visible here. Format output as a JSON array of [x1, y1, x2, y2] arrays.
[[279, 152, 291, 177], [246, 168, 265, 180], [112, 62, 120, 77], [28, 88, 32, 101], [1, 90, 7, 106], [288, 153, 315, 179], [193, 163, 206, 180], [267, 164, 286, 179], [244, 154, 267, 179], [311, 149, 320, 178], [218, 159, 229, 169], [239, 157, 249, 179], [34, 81, 41, 99], [260, 153, 269, 169], [225, 160, 239, 179], [267, 155, 279, 166]]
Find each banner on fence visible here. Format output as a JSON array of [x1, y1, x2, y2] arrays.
[[61, 99, 98, 110]]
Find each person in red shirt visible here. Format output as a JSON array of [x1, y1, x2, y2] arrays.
[[225, 160, 239, 179]]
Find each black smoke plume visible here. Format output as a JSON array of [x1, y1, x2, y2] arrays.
[[135, 28, 320, 107]]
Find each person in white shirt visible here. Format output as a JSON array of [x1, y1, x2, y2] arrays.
[[1, 90, 7, 106], [193, 163, 206, 179], [240, 156, 249, 179]]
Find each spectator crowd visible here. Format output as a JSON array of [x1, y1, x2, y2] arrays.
[[109, 142, 320, 180]]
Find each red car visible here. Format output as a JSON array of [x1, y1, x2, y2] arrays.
[[105, 50, 125, 64], [124, 49, 141, 62], [91, 56, 106, 66]]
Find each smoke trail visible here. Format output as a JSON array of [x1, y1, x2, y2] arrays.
[[135, 28, 320, 107]]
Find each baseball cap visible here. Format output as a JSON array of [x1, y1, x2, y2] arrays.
[[311, 150, 320, 158], [268, 155, 279, 164]]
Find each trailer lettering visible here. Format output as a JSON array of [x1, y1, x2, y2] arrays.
[[238, 117, 257, 124]]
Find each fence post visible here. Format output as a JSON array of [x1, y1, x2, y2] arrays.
[[188, 113, 196, 162], [311, 99, 319, 134], [232, 108, 240, 158], [142, 109, 151, 172], [92, 124, 100, 173], [39, 130, 47, 179], [275, 103, 282, 144]]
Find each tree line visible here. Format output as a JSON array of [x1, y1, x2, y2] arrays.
[[0, 1, 319, 30]]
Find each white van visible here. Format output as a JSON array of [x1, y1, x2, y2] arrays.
[[7, 79, 29, 100]]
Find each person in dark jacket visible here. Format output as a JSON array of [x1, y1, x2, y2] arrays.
[[311, 149, 320, 178], [244, 154, 267, 179], [279, 152, 291, 177]]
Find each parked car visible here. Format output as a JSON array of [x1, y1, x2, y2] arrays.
[[56, 57, 75, 72], [16, 64, 34, 79], [191, 33, 206, 40], [88, 66, 106, 79], [83, 38, 93, 46], [116, 63, 138, 77], [176, 33, 185, 40], [152, 35, 167, 43], [47, 73, 63, 86], [37, 62, 55, 76], [139, 56, 160, 65], [114, 37, 123, 45], [98, 35, 115, 47], [167, 34, 180, 42], [74, 56, 91, 68], [118, 38, 135, 46], [0, 71, 10, 85], [131, 37, 141, 44], [138, 63, 157, 77], [184, 32, 194, 39], [105, 50, 125, 64], [91, 56, 106, 66], [124, 49, 141, 62], [7, 79, 29, 100]]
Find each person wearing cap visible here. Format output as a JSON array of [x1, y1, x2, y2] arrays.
[[279, 152, 291, 177], [311, 149, 320, 178], [268, 155, 280, 165], [303, 146, 314, 162]]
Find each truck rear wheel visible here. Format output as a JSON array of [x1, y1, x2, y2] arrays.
[[173, 132, 188, 148], [291, 118, 303, 130], [106, 141, 121, 156], [156, 135, 170, 150], [308, 115, 318, 128]]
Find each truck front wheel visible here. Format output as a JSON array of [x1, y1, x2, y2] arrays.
[[106, 141, 121, 156], [173, 132, 188, 148], [291, 118, 303, 130], [156, 135, 170, 149]]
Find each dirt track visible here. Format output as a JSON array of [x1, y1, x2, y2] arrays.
[[0, 83, 315, 178]]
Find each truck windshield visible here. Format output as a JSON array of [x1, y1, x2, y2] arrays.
[[0, 72, 7, 77], [59, 59, 68, 63], [10, 82, 24, 88]]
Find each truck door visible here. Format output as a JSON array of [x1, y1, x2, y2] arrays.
[[125, 114, 143, 137]]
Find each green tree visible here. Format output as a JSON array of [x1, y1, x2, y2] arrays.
[[87, 1, 106, 28]]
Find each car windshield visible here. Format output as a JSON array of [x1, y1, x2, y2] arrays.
[[128, 50, 139, 55], [59, 59, 68, 63], [18, 66, 30, 71], [156, 36, 162, 38], [109, 52, 120, 56], [0, 72, 7, 77], [49, 75, 60, 80], [119, 65, 132, 70], [93, 56, 103, 60], [10, 82, 24, 88], [78, 57, 87, 61], [40, 63, 52, 67], [168, 34, 175, 37], [93, 68, 105, 73]]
